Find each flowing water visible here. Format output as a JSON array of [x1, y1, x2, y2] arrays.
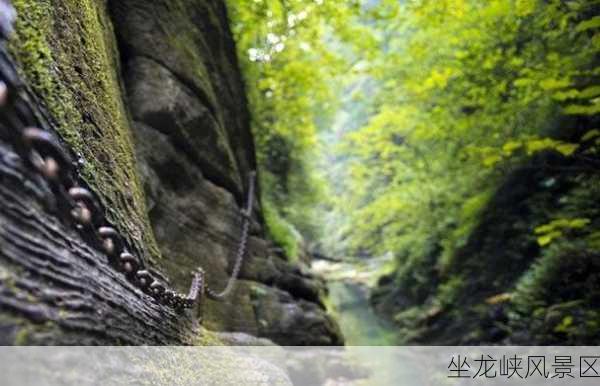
[[312, 256, 399, 346], [310, 257, 422, 384]]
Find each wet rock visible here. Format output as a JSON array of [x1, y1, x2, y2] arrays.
[[113, 0, 342, 344], [126, 56, 241, 195], [132, 122, 341, 343], [214, 332, 276, 346], [111, 0, 254, 197], [250, 282, 344, 346]]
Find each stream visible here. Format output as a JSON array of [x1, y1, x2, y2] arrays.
[[311, 255, 399, 346], [309, 256, 422, 384]]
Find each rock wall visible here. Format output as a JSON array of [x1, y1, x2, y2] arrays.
[[0, 0, 342, 345]]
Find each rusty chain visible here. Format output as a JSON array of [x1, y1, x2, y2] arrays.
[[0, 2, 255, 313], [205, 170, 255, 300]]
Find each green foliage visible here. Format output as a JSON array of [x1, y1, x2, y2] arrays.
[[227, 0, 365, 252], [438, 190, 493, 272], [331, 0, 599, 269], [434, 276, 465, 308], [509, 240, 600, 343], [476, 136, 581, 168], [263, 198, 299, 261], [534, 218, 591, 246], [226, 0, 600, 344]]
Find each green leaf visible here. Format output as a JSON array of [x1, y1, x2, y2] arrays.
[[564, 100, 600, 115], [555, 143, 579, 156], [514, 78, 534, 87], [576, 16, 600, 32], [537, 231, 562, 246], [540, 78, 570, 90], [579, 85, 600, 99], [483, 154, 502, 167], [568, 218, 591, 229], [534, 223, 555, 235], [582, 129, 600, 141], [553, 89, 580, 101], [554, 316, 574, 333], [502, 140, 522, 155]]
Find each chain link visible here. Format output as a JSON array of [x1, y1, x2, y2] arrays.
[[205, 171, 255, 300], [0, 2, 255, 314]]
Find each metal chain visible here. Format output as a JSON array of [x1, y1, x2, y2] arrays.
[[205, 171, 255, 300], [0, 2, 255, 313]]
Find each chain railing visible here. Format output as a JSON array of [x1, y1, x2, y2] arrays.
[[0, 2, 255, 313]]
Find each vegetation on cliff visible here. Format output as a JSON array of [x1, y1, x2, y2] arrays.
[[1, 0, 343, 345], [229, 0, 600, 344], [227, 0, 363, 258], [9, 0, 162, 263]]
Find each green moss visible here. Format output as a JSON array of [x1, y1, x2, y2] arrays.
[[11, 319, 56, 345], [263, 198, 299, 261], [392, 306, 428, 342], [192, 326, 225, 346], [130, 347, 290, 385], [433, 276, 465, 308], [160, 1, 241, 182], [9, 0, 161, 262], [13, 324, 33, 345], [0, 265, 16, 291]]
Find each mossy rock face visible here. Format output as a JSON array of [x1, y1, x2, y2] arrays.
[[2, 0, 342, 345], [9, 0, 161, 263], [110, 0, 256, 197]]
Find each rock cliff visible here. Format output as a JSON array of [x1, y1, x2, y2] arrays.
[[0, 0, 342, 345]]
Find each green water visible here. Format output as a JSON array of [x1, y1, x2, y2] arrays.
[[312, 257, 399, 346], [321, 266, 419, 385], [328, 280, 399, 346]]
